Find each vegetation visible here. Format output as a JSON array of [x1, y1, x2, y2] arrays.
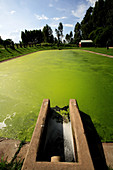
[[0, 139, 25, 170], [65, 31, 73, 44], [74, 22, 81, 46], [0, 49, 113, 142], [0, 44, 77, 62], [55, 22, 63, 45], [0, 0, 113, 146], [82, 47, 113, 56], [0, 0, 113, 49], [1, 46, 113, 63], [80, 0, 113, 47]]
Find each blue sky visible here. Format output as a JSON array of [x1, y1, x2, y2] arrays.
[[0, 0, 97, 43]]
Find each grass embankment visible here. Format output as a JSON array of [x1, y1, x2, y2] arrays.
[[82, 47, 113, 56], [1, 46, 113, 63], [0, 45, 77, 62]]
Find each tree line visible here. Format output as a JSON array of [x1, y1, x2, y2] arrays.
[[21, 23, 71, 46], [0, 22, 74, 49], [0, 0, 113, 48], [74, 0, 113, 47]]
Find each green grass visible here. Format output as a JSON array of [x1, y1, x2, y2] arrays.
[[0, 46, 113, 63], [0, 45, 77, 62], [0, 49, 113, 142], [82, 47, 113, 56], [0, 46, 48, 62]]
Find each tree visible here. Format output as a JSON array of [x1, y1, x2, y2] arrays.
[[89, 26, 113, 47], [55, 22, 63, 43], [21, 29, 43, 45], [43, 24, 54, 43], [81, 6, 93, 39], [65, 34, 70, 43], [35, 30, 43, 44], [3, 39, 14, 49], [55, 28, 60, 43], [70, 31, 73, 43], [92, 0, 105, 29], [65, 31, 73, 43], [0, 36, 3, 45], [80, 0, 113, 46], [58, 22, 63, 42], [54, 37, 58, 44], [21, 31, 28, 45], [105, 0, 113, 27], [74, 22, 81, 46]]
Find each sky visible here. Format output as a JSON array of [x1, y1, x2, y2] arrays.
[[0, 0, 97, 43]]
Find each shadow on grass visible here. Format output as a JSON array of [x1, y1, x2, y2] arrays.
[[14, 48, 22, 54], [76, 102, 107, 170], [6, 48, 12, 53]]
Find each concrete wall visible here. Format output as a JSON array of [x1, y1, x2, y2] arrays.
[[22, 99, 94, 170]]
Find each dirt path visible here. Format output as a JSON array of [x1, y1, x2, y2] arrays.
[[81, 49, 113, 58]]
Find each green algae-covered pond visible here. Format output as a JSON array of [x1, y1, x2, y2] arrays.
[[0, 49, 113, 142]]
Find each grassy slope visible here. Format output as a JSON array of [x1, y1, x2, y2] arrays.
[[1, 47, 113, 63], [0, 45, 77, 62], [82, 47, 113, 56], [0, 46, 50, 62]]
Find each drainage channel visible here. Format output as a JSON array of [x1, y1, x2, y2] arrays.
[[36, 107, 75, 162]]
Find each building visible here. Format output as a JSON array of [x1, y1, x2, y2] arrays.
[[79, 40, 93, 47]]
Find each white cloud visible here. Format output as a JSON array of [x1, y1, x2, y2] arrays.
[[2, 30, 21, 43], [49, 3, 53, 7], [10, 10, 16, 15], [72, 3, 88, 21], [35, 14, 49, 20], [50, 24, 58, 28], [86, 0, 97, 6], [64, 24, 73, 28], [53, 16, 67, 21], [61, 16, 67, 19]]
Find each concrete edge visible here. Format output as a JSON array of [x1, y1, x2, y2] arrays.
[[22, 99, 94, 170], [22, 99, 50, 170], [69, 99, 94, 170]]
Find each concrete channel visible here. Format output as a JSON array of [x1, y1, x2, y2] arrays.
[[22, 99, 94, 170]]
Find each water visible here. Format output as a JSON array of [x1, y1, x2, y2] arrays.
[[0, 50, 113, 141], [0, 113, 16, 129], [63, 122, 75, 162], [37, 109, 75, 162]]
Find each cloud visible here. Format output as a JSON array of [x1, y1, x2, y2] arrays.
[[64, 24, 73, 28], [50, 24, 58, 28], [10, 10, 16, 15], [2, 30, 21, 43], [52, 16, 67, 21], [35, 14, 49, 20], [49, 3, 53, 7], [56, 8, 66, 12], [72, 3, 88, 21], [86, 0, 97, 6]]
